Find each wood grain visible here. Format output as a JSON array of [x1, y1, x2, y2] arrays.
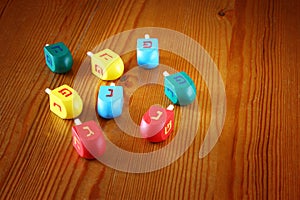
[[0, 0, 299, 199]]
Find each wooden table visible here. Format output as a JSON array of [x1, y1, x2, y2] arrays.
[[0, 0, 299, 199]]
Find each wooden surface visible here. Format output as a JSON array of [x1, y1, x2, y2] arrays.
[[0, 0, 299, 199]]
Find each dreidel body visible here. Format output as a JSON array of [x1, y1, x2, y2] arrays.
[[87, 49, 124, 80], [72, 119, 106, 159], [140, 105, 174, 142], [137, 34, 159, 69], [97, 84, 123, 119], [44, 42, 73, 73], [45, 84, 83, 119], [164, 71, 196, 106]]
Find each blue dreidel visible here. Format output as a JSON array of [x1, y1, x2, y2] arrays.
[[137, 34, 159, 69], [97, 83, 123, 119], [163, 71, 196, 106], [44, 42, 73, 73]]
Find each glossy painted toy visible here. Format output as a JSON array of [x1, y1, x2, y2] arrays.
[[45, 84, 83, 119], [71, 119, 106, 159], [87, 49, 124, 80], [97, 83, 123, 119], [137, 34, 159, 69], [140, 104, 174, 142], [44, 42, 73, 73], [163, 71, 196, 106]]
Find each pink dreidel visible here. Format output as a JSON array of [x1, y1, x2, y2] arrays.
[[71, 119, 106, 159]]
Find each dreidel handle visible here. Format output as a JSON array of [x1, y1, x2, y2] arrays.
[[87, 51, 94, 57], [74, 118, 82, 125], [45, 88, 51, 94]]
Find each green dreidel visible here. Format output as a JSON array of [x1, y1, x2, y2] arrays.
[[163, 71, 196, 106], [44, 42, 73, 73]]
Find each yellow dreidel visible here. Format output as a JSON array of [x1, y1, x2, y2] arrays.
[[87, 49, 124, 81], [45, 84, 83, 119]]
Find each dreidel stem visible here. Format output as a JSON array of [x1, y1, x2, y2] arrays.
[[45, 88, 51, 95], [166, 104, 174, 111], [87, 51, 94, 57], [74, 118, 82, 125], [145, 34, 150, 39], [163, 71, 170, 77]]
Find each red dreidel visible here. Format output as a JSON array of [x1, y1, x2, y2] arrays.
[[140, 104, 174, 142], [71, 119, 106, 159]]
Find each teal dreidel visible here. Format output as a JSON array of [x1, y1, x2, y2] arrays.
[[163, 71, 196, 106], [44, 42, 73, 73]]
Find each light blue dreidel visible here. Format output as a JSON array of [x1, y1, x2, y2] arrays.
[[163, 71, 196, 106], [137, 34, 159, 69], [44, 42, 73, 73], [97, 83, 123, 119]]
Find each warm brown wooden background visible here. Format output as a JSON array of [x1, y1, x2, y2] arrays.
[[0, 0, 299, 199]]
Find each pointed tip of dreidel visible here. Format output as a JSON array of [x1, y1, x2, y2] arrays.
[[45, 44, 50, 47], [87, 51, 94, 57], [145, 34, 150, 39], [74, 118, 82, 125], [166, 104, 174, 111], [45, 88, 51, 95]]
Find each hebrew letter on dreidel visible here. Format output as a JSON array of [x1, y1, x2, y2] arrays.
[[53, 102, 62, 112], [106, 89, 114, 97], [95, 64, 104, 76], [73, 136, 81, 150], [151, 110, 163, 120], [166, 88, 174, 97], [164, 120, 172, 134], [83, 126, 94, 137], [51, 45, 63, 53], [173, 75, 186, 85], [100, 53, 113, 60], [58, 88, 73, 97], [143, 41, 152, 48], [46, 55, 52, 66]]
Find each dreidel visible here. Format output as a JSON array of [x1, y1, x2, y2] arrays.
[[71, 119, 106, 159], [137, 34, 159, 69], [45, 84, 83, 119], [140, 104, 174, 143], [97, 83, 123, 119], [163, 71, 196, 106], [87, 49, 124, 80], [44, 42, 73, 73]]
